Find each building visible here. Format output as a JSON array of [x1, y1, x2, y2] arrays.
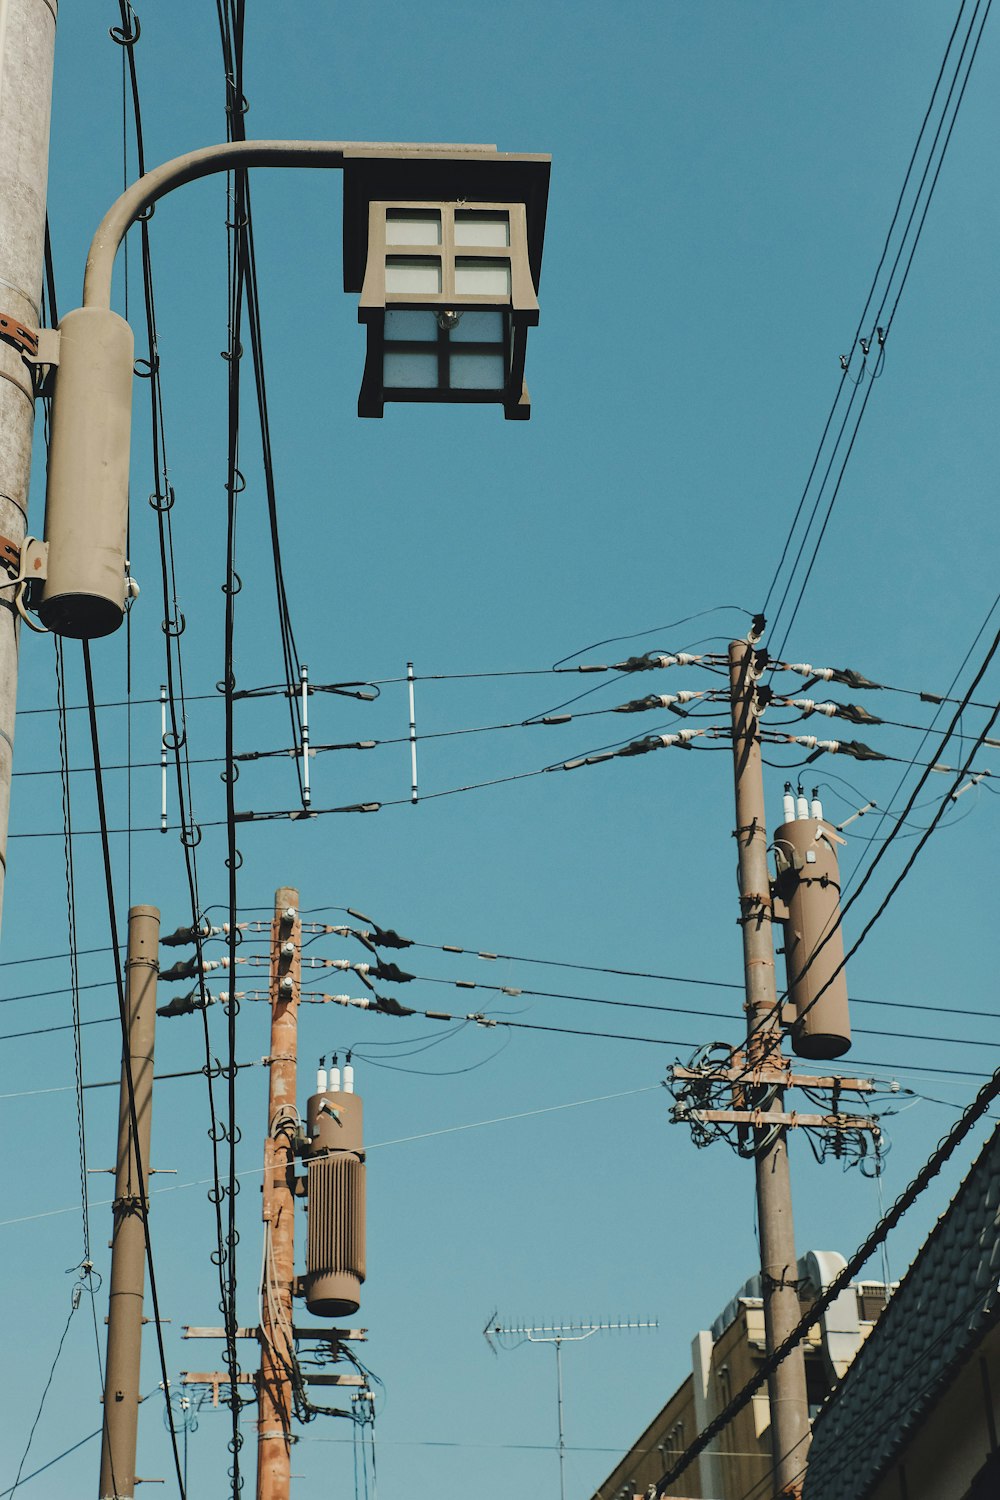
[[588, 1251, 892, 1500], [803, 1127, 1000, 1500]]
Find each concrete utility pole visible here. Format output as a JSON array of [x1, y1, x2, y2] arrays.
[[728, 639, 811, 1497], [0, 0, 57, 931], [257, 887, 301, 1500], [99, 904, 160, 1500]]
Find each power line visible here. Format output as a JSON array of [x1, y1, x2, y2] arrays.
[[762, 0, 991, 653]]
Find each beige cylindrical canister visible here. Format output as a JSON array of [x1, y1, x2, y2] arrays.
[[304, 1090, 366, 1317], [38, 306, 134, 638], [774, 819, 851, 1059]]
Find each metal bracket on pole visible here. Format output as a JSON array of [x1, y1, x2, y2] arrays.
[[672, 1104, 880, 1134], [0, 315, 60, 395], [0, 535, 49, 634]]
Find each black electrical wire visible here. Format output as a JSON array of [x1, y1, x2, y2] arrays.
[[217, 7, 249, 1485], [762, 0, 987, 649], [9, 1287, 81, 1497], [112, 5, 235, 1422]]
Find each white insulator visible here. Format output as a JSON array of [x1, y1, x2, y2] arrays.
[[316, 1066, 328, 1093], [343, 1062, 355, 1093], [788, 663, 834, 681], [279, 975, 295, 994], [811, 794, 824, 820], [783, 788, 796, 822], [283, 906, 297, 923], [676, 653, 699, 665], [281, 940, 295, 957], [796, 791, 809, 819], [675, 690, 701, 703], [328, 958, 350, 971], [329, 1062, 342, 1090]]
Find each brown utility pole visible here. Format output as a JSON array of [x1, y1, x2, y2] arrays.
[[728, 640, 811, 1498], [257, 887, 301, 1500], [99, 904, 160, 1500]]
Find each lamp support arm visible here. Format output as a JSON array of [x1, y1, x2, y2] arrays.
[[82, 138, 498, 308]]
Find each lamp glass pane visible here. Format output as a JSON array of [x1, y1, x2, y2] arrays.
[[383, 350, 440, 389], [454, 211, 510, 247], [385, 310, 440, 341], [450, 310, 505, 343], [385, 256, 442, 293], [386, 209, 441, 245], [454, 258, 511, 296], [449, 351, 506, 390]]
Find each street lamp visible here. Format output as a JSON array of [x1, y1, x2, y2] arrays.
[[31, 141, 550, 640], [341, 147, 549, 419]]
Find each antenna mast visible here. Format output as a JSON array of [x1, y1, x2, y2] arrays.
[[485, 1315, 657, 1500]]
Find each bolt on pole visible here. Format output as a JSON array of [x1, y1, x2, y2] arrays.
[[0, 0, 57, 932], [99, 904, 160, 1500], [728, 640, 811, 1497], [257, 887, 300, 1500]]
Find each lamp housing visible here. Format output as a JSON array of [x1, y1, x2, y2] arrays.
[[342, 148, 550, 419]]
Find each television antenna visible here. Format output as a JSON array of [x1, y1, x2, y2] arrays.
[[484, 1315, 658, 1500]]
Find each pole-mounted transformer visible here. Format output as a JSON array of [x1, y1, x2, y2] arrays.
[[772, 788, 851, 1059], [303, 1061, 366, 1317]]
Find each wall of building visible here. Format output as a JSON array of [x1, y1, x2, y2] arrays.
[[867, 1325, 1000, 1500], [587, 1277, 888, 1500]]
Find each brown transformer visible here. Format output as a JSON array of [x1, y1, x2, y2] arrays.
[[773, 818, 851, 1059], [303, 1088, 366, 1317]]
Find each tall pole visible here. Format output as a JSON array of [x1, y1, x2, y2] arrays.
[[99, 904, 160, 1500], [554, 1337, 566, 1500], [0, 0, 57, 929], [257, 887, 300, 1500], [728, 639, 811, 1497]]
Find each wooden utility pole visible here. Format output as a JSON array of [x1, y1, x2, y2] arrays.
[[99, 904, 160, 1500], [728, 639, 811, 1498], [257, 887, 300, 1500], [0, 0, 58, 930]]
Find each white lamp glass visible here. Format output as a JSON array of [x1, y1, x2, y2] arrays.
[[385, 256, 442, 293], [383, 350, 439, 388], [449, 351, 506, 390], [450, 310, 505, 343], [454, 211, 510, 247], [386, 209, 442, 245], [454, 258, 511, 296]]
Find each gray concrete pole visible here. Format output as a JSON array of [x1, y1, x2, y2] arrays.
[[99, 905, 160, 1500], [0, 0, 57, 930], [728, 639, 811, 1498]]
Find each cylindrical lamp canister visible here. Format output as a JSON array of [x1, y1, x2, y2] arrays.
[[38, 306, 134, 638]]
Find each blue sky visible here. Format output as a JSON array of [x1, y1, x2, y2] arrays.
[[2, 3, 998, 1498]]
